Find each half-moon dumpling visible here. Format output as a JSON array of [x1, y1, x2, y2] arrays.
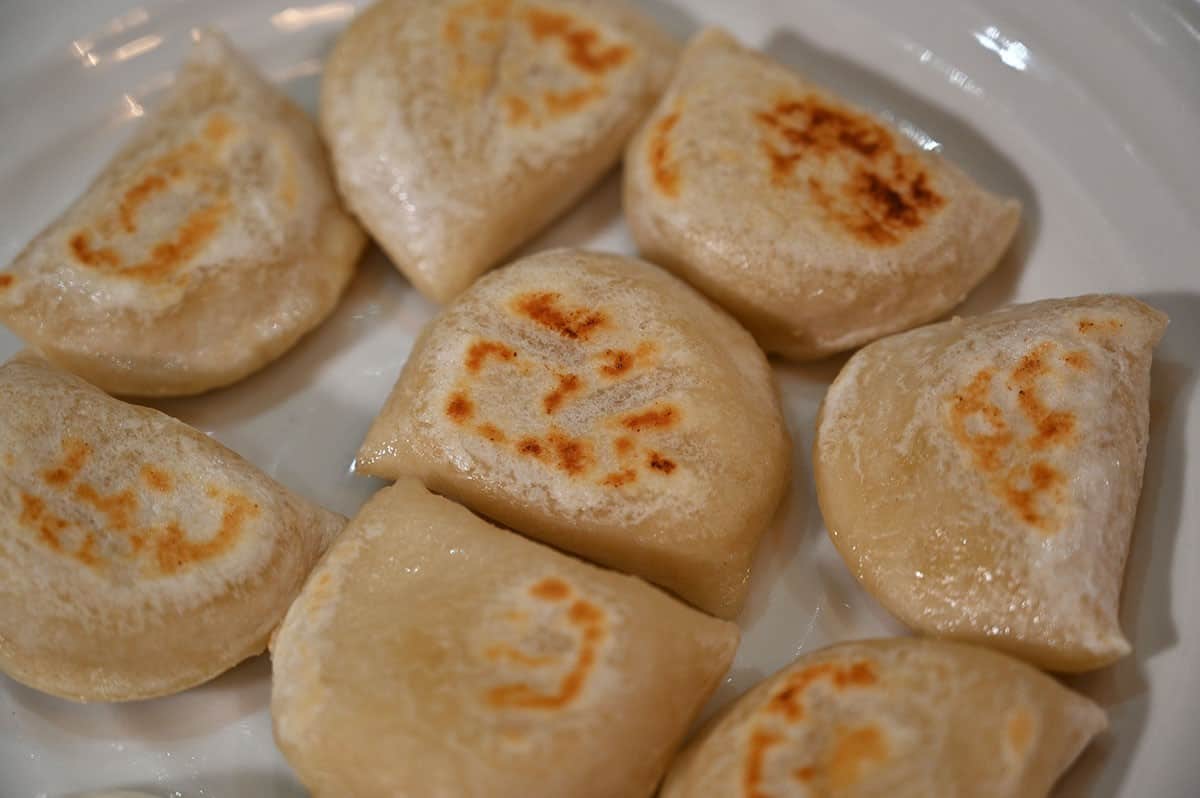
[[271, 478, 738, 798], [0, 31, 365, 397], [815, 295, 1167, 671], [321, 0, 676, 302], [356, 249, 792, 618], [624, 28, 1021, 360], [660, 638, 1106, 798], [0, 353, 344, 701]]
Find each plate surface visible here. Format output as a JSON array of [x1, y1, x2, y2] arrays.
[[1, 1, 1198, 796]]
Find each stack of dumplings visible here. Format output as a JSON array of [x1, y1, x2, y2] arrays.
[[0, 5, 1173, 798]]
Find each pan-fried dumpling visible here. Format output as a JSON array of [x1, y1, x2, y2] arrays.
[[0, 31, 366, 397], [0, 353, 344, 701], [624, 29, 1021, 360], [356, 249, 791, 618], [271, 479, 738, 798], [660, 638, 1106, 798], [321, 0, 676, 302], [815, 295, 1167, 671]]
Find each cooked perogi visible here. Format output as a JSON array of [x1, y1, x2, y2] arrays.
[[0, 31, 365, 397], [624, 28, 1021, 360], [815, 295, 1167, 671], [271, 479, 738, 798], [660, 638, 1106, 798], [321, 0, 677, 302], [357, 249, 792, 619], [0, 353, 343, 701]]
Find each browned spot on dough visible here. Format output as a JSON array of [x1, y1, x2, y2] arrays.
[[446, 391, 475, 423], [523, 7, 631, 75], [120, 200, 229, 282], [647, 451, 676, 474], [477, 423, 507, 443], [74, 484, 138, 533], [74, 533, 99, 566], [544, 85, 606, 115], [0, 274, 13, 289], [948, 342, 1077, 533], [517, 437, 546, 458], [621, 404, 679, 432], [140, 465, 173, 492], [444, 0, 511, 45], [1078, 318, 1124, 335], [20, 493, 69, 552], [486, 591, 607, 710], [546, 431, 593, 475], [828, 725, 889, 789], [155, 493, 258, 574], [504, 95, 532, 125], [743, 729, 784, 798], [1064, 350, 1091, 371], [465, 339, 518, 373], [486, 644, 559, 667], [1008, 343, 1076, 450], [514, 291, 608, 340], [755, 97, 944, 245], [69, 231, 121, 268], [599, 349, 633, 377], [649, 110, 681, 198], [118, 174, 169, 233], [614, 436, 635, 457], [42, 439, 91, 487], [543, 373, 582, 415], [794, 766, 816, 782], [601, 469, 637, 487], [766, 660, 878, 723], [530, 577, 571, 601]]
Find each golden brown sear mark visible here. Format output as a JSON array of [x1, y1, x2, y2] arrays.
[[647, 451, 676, 474], [523, 7, 632, 76], [765, 660, 877, 723], [621, 403, 680, 432], [649, 110, 681, 198], [948, 342, 1078, 533], [446, 391, 475, 423], [465, 339, 518, 373], [542, 372, 582, 415], [66, 118, 238, 281], [140, 465, 173, 492], [155, 492, 259, 575], [24, 438, 251, 572], [598, 342, 655, 378], [754, 96, 944, 245], [486, 577, 608, 711], [477, 422, 507, 443], [1078, 318, 1125, 336], [547, 431, 594, 475], [0, 273, 14, 289], [42, 438, 92, 486], [601, 468, 637, 487], [514, 291, 608, 340], [742, 662, 882, 796]]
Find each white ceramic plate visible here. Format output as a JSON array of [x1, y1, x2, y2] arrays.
[[1, 1, 1198, 796]]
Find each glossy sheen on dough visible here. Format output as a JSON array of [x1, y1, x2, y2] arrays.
[[271, 479, 738, 798], [0, 31, 365, 397], [815, 296, 1167, 671], [321, 0, 677, 302], [660, 638, 1106, 798], [624, 29, 1021, 360], [356, 249, 791, 618], [0, 354, 344, 701]]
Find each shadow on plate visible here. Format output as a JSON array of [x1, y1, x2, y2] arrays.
[[762, 29, 1040, 317], [1056, 291, 1197, 797], [65, 768, 307, 798], [7, 653, 272, 744]]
